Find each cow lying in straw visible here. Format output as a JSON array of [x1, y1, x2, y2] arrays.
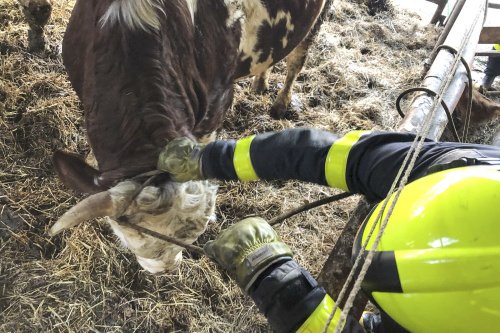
[[49, 0, 331, 273]]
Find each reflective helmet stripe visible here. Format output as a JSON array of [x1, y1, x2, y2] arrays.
[[233, 135, 259, 181], [296, 294, 342, 333], [325, 131, 371, 190], [396, 247, 500, 293]]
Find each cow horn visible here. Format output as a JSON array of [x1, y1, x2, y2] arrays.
[[49, 191, 115, 236]]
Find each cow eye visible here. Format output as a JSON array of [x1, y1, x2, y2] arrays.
[[136, 187, 161, 207]]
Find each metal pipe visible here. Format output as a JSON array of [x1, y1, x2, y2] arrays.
[[422, 0, 466, 78], [399, 0, 488, 140], [476, 50, 500, 57], [431, 0, 448, 25], [489, 1, 500, 9]]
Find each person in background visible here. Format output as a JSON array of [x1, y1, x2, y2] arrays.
[[158, 128, 500, 333], [481, 43, 500, 91]]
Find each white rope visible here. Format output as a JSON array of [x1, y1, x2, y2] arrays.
[[322, 3, 485, 331]]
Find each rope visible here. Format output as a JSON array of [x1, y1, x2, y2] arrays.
[[114, 180, 352, 256], [116, 216, 206, 254], [269, 192, 354, 226], [395, 87, 461, 141], [324, 4, 483, 331], [395, 44, 474, 143], [435, 45, 474, 142]]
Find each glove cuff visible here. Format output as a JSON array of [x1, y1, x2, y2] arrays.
[[236, 242, 293, 291]]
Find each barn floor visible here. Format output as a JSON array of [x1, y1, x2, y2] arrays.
[[0, 0, 498, 332]]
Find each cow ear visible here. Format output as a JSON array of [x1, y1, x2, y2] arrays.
[[53, 151, 106, 194]]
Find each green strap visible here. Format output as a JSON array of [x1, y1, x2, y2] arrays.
[[233, 135, 259, 181], [325, 131, 370, 191], [296, 294, 342, 333]]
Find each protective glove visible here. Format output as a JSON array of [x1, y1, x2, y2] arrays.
[[204, 217, 292, 291], [157, 137, 205, 182]]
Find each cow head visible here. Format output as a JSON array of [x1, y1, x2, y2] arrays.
[[51, 152, 217, 274], [53, 0, 241, 273]]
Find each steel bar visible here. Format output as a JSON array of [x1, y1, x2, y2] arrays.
[[489, 1, 500, 9], [431, 0, 448, 25], [318, 0, 488, 320], [423, 0, 466, 74], [476, 50, 500, 56], [399, 0, 487, 140], [485, 90, 500, 96]]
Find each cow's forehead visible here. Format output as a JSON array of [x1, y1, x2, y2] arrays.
[[108, 180, 217, 217], [107, 180, 217, 250]]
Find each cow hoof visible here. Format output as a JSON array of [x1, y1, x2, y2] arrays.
[[270, 104, 299, 121], [251, 77, 269, 94], [270, 95, 302, 120], [270, 102, 287, 119]]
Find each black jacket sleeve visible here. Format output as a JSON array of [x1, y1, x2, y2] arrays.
[[201, 128, 500, 201]]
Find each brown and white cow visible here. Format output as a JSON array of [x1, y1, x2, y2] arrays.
[[49, 0, 331, 273]]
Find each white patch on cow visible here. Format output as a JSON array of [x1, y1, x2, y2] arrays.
[[197, 131, 217, 144], [184, 0, 198, 24], [224, 0, 244, 27], [106, 180, 217, 273], [237, 2, 295, 75], [100, 0, 165, 31], [136, 252, 182, 273]]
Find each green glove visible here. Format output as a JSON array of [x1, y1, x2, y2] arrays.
[[204, 217, 293, 291], [157, 137, 205, 182]]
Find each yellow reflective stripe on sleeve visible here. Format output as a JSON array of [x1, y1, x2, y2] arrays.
[[494, 44, 500, 50], [233, 135, 259, 181], [325, 131, 371, 191], [296, 294, 342, 333]]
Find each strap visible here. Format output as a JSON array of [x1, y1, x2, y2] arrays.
[[233, 135, 259, 181], [325, 131, 370, 191]]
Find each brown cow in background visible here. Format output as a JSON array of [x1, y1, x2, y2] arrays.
[[456, 88, 500, 124], [49, 0, 331, 273]]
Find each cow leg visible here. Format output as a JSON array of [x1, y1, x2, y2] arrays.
[[270, 39, 310, 119], [252, 70, 270, 94], [18, 0, 52, 52]]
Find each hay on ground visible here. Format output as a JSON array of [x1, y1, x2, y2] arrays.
[[0, 0, 498, 331]]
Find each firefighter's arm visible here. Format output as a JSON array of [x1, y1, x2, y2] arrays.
[[158, 128, 500, 201], [158, 128, 340, 184], [157, 128, 384, 199], [203, 217, 364, 333]]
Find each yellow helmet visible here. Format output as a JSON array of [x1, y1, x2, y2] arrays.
[[354, 165, 500, 333]]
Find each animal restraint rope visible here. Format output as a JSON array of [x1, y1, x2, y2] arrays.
[[323, 4, 484, 332], [116, 189, 354, 256], [395, 45, 474, 143]]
